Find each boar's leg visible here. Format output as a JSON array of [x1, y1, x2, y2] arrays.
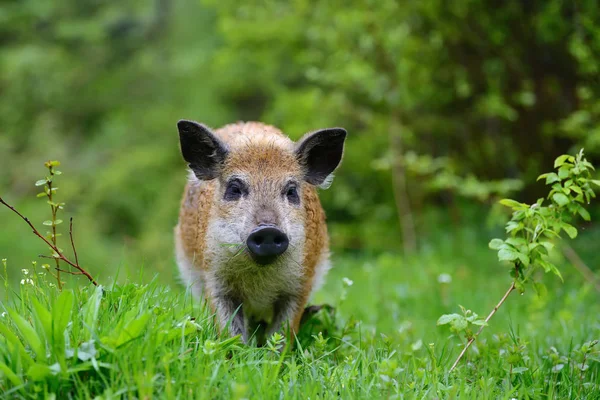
[[214, 295, 246, 341], [264, 295, 302, 345]]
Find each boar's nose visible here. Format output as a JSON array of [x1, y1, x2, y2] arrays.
[[246, 225, 289, 265]]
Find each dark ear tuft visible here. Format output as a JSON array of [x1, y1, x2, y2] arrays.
[[295, 128, 347, 187], [177, 120, 228, 180]]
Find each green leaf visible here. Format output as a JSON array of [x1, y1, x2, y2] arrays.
[[114, 312, 151, 347], [498, 248, 519, 262], [554, 155, 571, 168], [582, 160, 595, 170], [0, 321, 34, 367], [561, 223, 578, 239], [0, 361, 24, 386], [53, 290, 74, 333], [539, 260, 563, 281], [43, 220, 54, 226], [7, 308, 44, 360], [558, 166, 571, 179], [437, 314, 461, 326], [505, 237, 526, 248], [36, 192, 47, 198], [54, 219, 63, 225], [534, 243, 548, 255], [506, 221, 523, 234], [577, 207, 591, 221], [27, 363, 53, 381], [35, 179, 47, 186], [488, 239, 504, 250], [499, 199, 528, 210], [438, 311, 470, 331], [552, 193, 569, 207], [545, 230, 561, 239], [591, 180, 600, 187], [512, 367, 529, 374], [538, 173, 560, 184], [82, 285, 103, 341], [31, 298, 52, 349], [516, 252, 530, 267], [450, 317, 468, 331], [52, 289, 74, 358]]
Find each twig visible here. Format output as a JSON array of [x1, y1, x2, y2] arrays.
[[56, 268, 84, 276], [0, 196, 98, 286], [449, 281, 516, 372], [46, 173, 62, 290], [69, 217, 80, 267], [562, 244, 600, 293], [579, 352, 588, 389]]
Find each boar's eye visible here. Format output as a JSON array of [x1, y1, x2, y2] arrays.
[[285, 183, 300, 205], [224, 179, 248, 201]]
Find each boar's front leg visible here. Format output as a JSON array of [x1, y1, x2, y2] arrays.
[[264, 295, 303, 345], [213, 295, 246, 341]]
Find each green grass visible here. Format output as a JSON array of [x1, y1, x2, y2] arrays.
[[1, 237, 599, 399]]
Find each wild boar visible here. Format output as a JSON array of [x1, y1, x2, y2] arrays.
[[174, 120, 346, 345]]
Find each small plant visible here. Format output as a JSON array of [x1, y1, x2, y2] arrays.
[[437, 305, 486, 344], [440, 150, 600, 372], [37, 161, 65, 288], [576, 339, 599, 395], [0, 160, 97, 288]]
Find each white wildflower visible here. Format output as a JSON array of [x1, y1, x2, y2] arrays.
[[437, 273, 452, 284]]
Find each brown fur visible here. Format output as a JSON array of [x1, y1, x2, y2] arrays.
[[175, 121, 343, 344]]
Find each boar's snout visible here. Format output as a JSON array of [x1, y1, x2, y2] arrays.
[[246, 225, 289, 265]]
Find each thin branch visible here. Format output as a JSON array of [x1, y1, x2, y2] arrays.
[[47, 174, 62, 289], [449, 281, 516, 372], [562, 244, 600, 293], [69, 217, 80, 267], [55, 268, 84, 276], [0, 196, 98, 286]]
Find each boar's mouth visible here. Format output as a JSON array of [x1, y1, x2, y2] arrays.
[[249, 253, 280, 266]]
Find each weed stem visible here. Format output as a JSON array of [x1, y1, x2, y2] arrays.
[[449, 281, 516, 372], [0, 196, 98, 286]]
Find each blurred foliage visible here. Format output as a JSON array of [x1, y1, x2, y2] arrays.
[[1, 0, 600, 282]]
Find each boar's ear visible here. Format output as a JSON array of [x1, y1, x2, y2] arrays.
[[177, 120, 228, 180], [295, 128, 347, 188]]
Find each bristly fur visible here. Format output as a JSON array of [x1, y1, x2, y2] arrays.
[[174, 120, 346, 345]]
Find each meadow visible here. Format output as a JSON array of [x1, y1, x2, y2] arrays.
[[1, 156, 599, 398], [1, 235, 599, 398]]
